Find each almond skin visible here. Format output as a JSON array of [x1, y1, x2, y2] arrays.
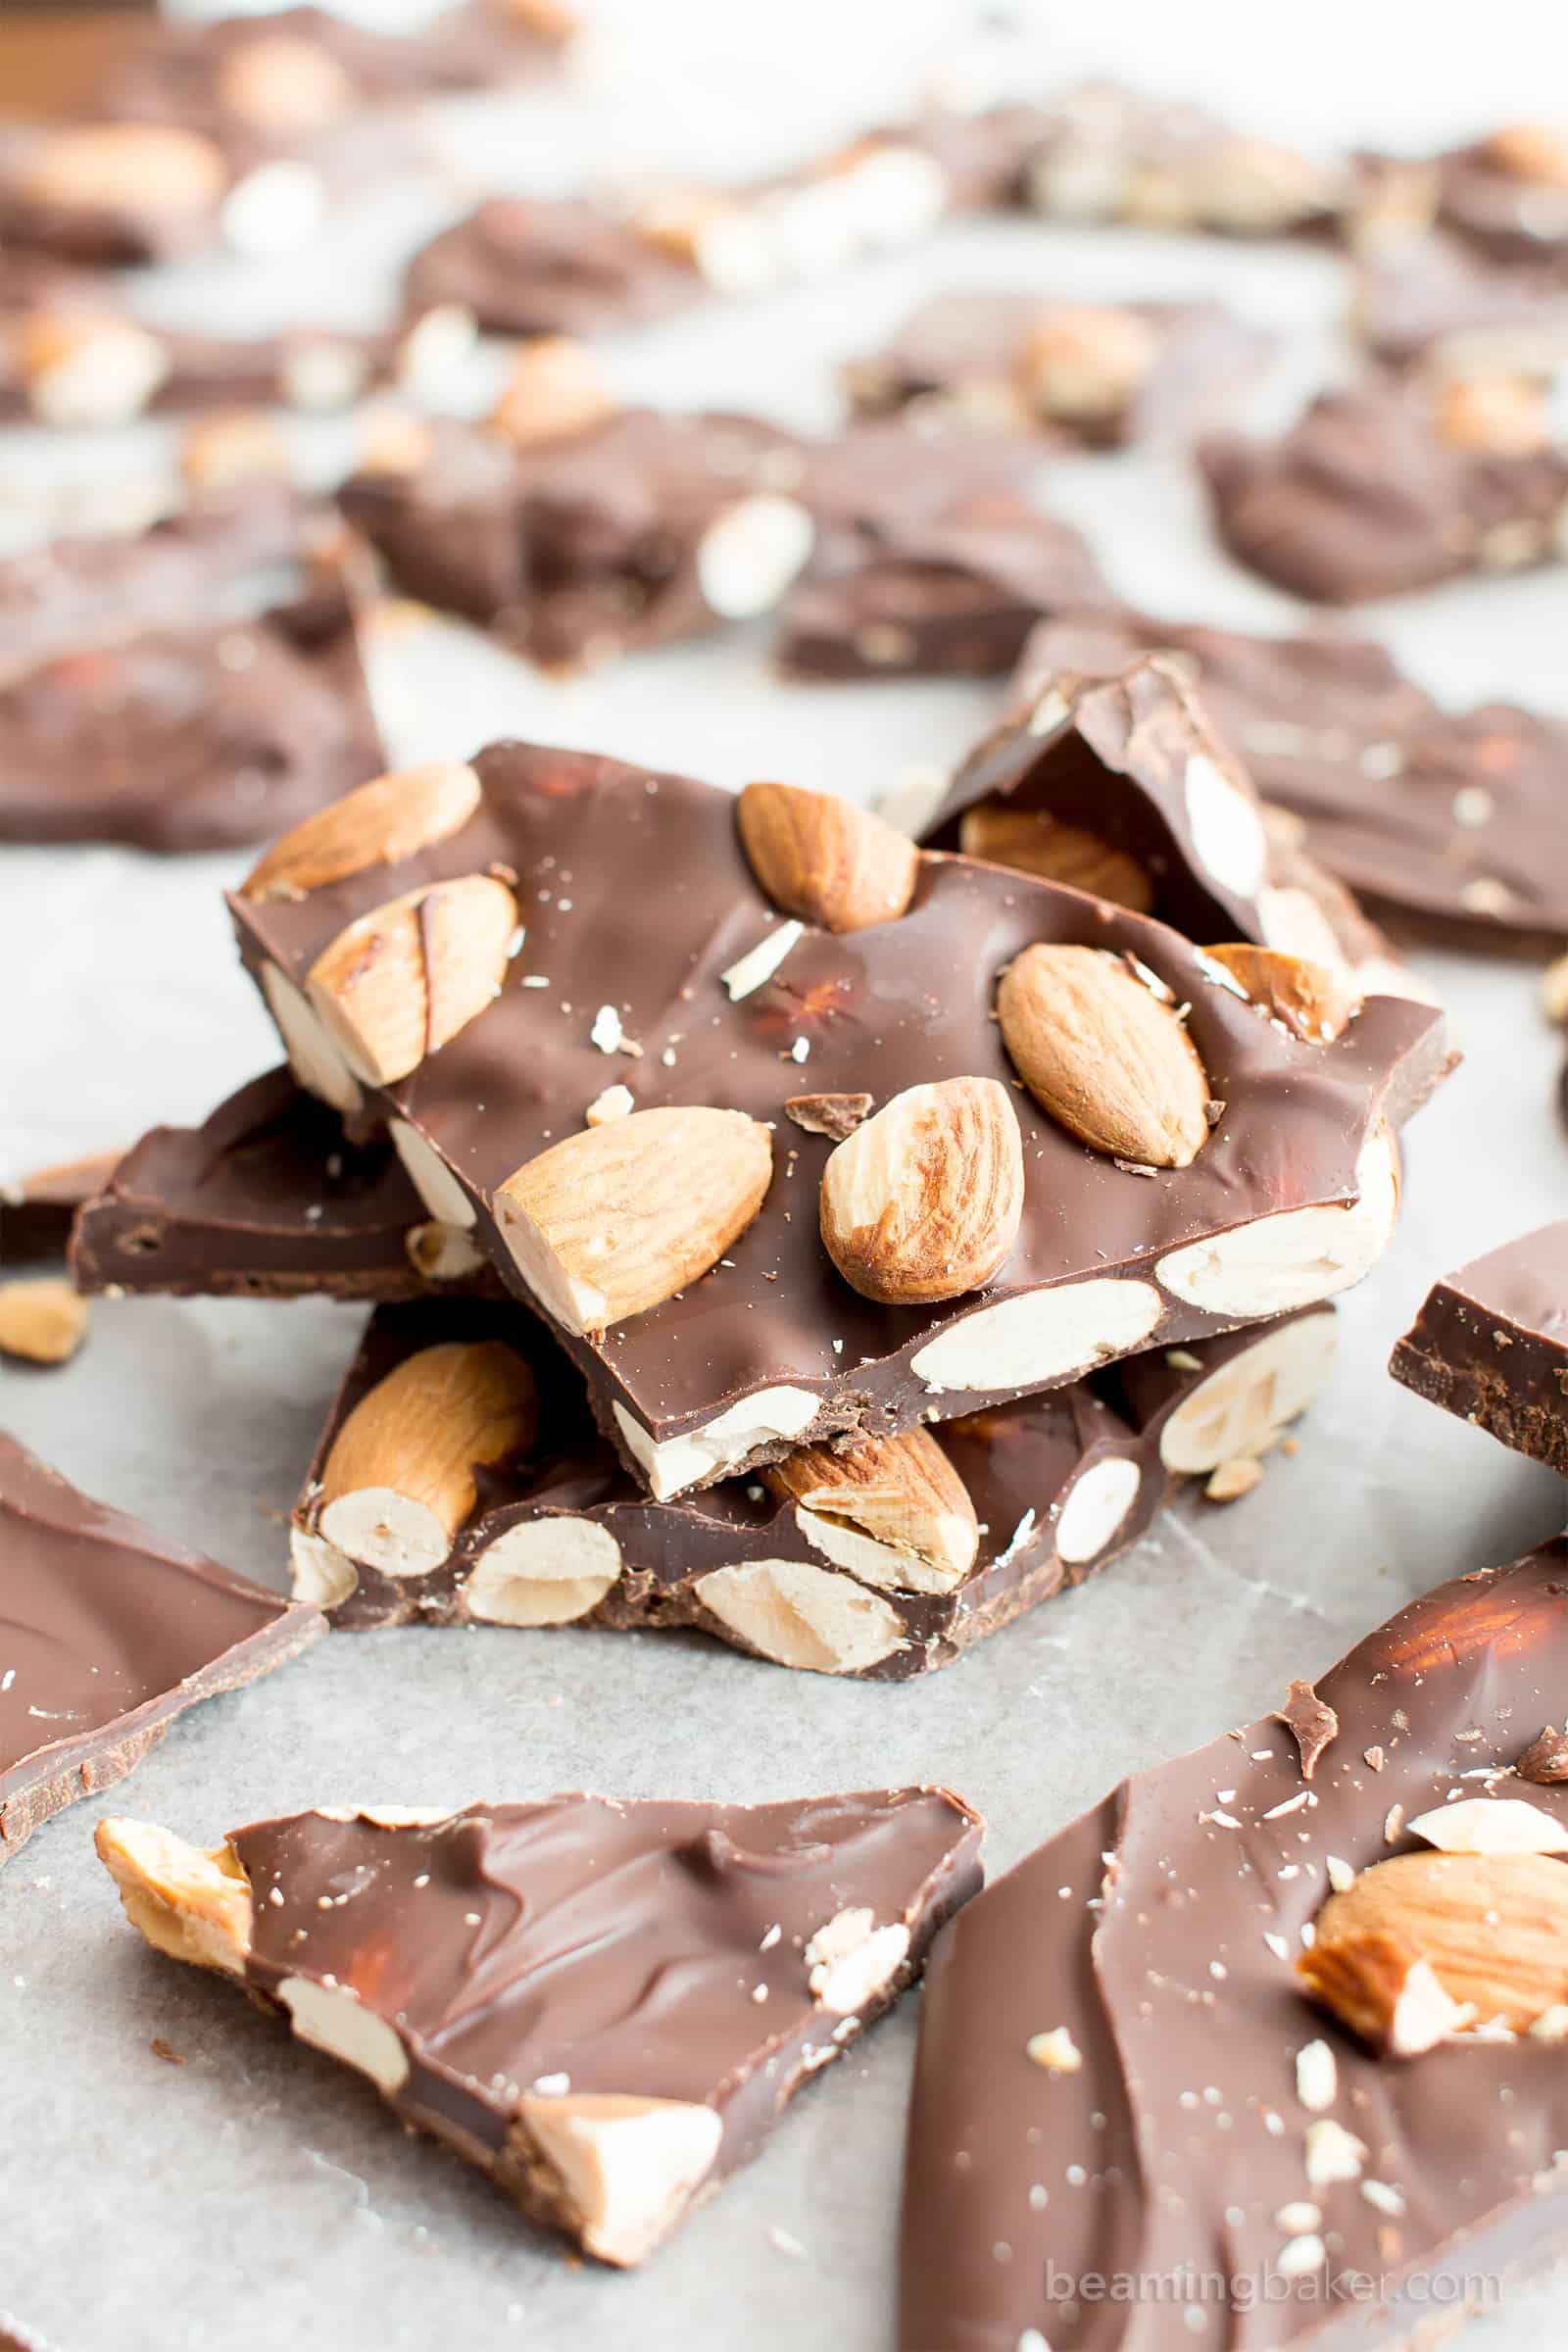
[[241, 764, 482, 903], [998, 943, 1211, 1169], [305, 872, 517, 1085], [1299, 1850, 1568, 2052], [764, 1427, 978, 1591], [1203, 942, 1361, 1044], [494, 1106, 773, 1336], [317, 1340, 538, 1573], [957, 802, 1154, 913], [738, 784, 920, 934], [819, 1076, 1023, 1305]]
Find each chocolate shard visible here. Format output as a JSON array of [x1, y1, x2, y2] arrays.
[[1518, 1725, 1568, 1785], [230, 740, 1448, 1498], [97, 1785, 983, 2265], [1, 1148, 122, 1266], [901, 1540, 1568, 2351], [917, 651, 1420, 997], [843, 290, 1272, 450], [0, 1434, 323, 1863], [1010, 607, 1568, 949], [71, 1066, 499, 1303], [1276, 1677, 1340, 1778], [1390, 1220, 1568, 1475], [1201, 376, 1568, 605]]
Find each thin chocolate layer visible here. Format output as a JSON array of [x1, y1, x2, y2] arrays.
[[1391, 1221, 1568, 1475], [2, 1150, 122, 1267], [844, 292, 1272, 448], [1014, 610, 1568, 947], [101, 1788, 982, 2265], [231, 741, 1447, 1495], [0, 589, 383, 854], [0, 1434, 323, 1862], [902, 1541, 1568, 2350], [72, 1069, 493, 1302], [1201, 378, 1568, 603], [340, 409, 810, 670]]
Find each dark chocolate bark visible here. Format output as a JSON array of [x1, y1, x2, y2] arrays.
[[0, 587, 384, 853], [1355, 232, 1568, 375], [100, 1787, 982, 2265], [404, 197, 711, 339], [72, 1068, 493, 1302], [1391, 1221, 1568, 1475], [340, 409, 812, 669], [1, 1150, 122, 1267], [0, 1434, 323, 1863], [229, 740, 1448, 1497], [902, 1541, 1568, 2351], [1201, 377, 1568, 603], [843, 291, 1272, 448], [1014, 610, 1568, 947]]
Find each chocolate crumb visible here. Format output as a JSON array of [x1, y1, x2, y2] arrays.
[[1275, 1679, 1339, 1780], [1517, 1724, 1568, 1784], [783, 1091, 873, 1141], [150, 2036, 184, 2066]]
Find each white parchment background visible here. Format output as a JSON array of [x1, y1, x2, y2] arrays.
[[2, 4, 1567, 2345]]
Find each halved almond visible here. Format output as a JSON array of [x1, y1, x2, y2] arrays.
[[514, 2092, 722, 2269], [241, 764, 482, 903], [764, 1427, 978, 1592], [95, 1818, 254, 1978], [1203, 942, 1361, 1044], [316, 1340, 538, 1576], [306, 872, 517, 1084], [737, 783, 919, 934], [998, 943, 1210, 1169], [494, 1106, 773, 1335], [819, 1076, 1023, 1305], [957, 800, 1155, 913], [490, 337, 616, 448]]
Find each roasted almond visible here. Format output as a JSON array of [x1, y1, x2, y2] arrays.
[[21, 124, 227, 218], [998, 943, 1210, 1169], [1201, 942, 1361, 1044], [305, 872, 517, 1084], [18, 313, 170, 429], [0, 1278, 89, 1365], [489, 337, 616, 448], [1299, 1850, 1568, 2053], [494, 1105, 773, 1336], [957, 800, 1155, 913], [764, 1427, 978, 1592], [818, 1076, 1023, 1305], [737, 784, 920, 934], [317, 1340, 538, 1575], [241, 764, 482, 902]]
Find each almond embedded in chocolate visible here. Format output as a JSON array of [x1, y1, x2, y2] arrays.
[[489, 336, 617, 448], [494, 1105, 773, 1335], [818, 1077, 1023, 1306], [1017, 303, 1159, 423], [956, 800, 1155, 913], [1202, 942, 1360, 1045], [737, 783, 920, 934], [305, 872, 518, 1084], [998, 943, 1211, 1169], [763, 1427, 978, 1592], [241, 763, 483, 903]]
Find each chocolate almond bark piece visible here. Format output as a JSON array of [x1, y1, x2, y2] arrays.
[[1423, 122, 1568, 269], [901, 1541, 1568, 2351], [1014, 611, 1568, 948], [1390, 1221, 1568, 1475], [229, 742, 1447, 1498], [2, 1150, 122, 1267], [1201, 376, 1568, 603], [98, 1786, 981, 2265], [72, 1068, 495, 1303], [844, 291, 1272, 449], [0, 1435, 323, 1863]]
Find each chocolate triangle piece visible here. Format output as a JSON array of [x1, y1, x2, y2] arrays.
[[900, 1542, 1568, 2350], [1390, 1219, 1568, 1475], [0, 1435, 323, 1862], [98, 1786, 983, 2265]]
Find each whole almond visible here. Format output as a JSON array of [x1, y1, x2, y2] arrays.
[[494, 1105, 773, 1335], [489, 337, 616, 448], [318, 1340, 538, 1575], [738, 783, 920, 934], [241, 764, 482, 903], [0, 1278, 89, 1365], [998, 943, 1210, 1168], [764, 1427, 978, 1591], [305, 872, 517, 1085], [958, 800, 1155, 913], [1299, 1850, 1568, 2052], [21, 124, 227, 218], [819, 1076, 1023, 1304], [1202, 942, 1360, 1044]]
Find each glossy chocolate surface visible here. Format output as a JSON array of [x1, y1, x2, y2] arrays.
[[0, 1434, 322, 1860], [902, 1541, 1568, 2350], [232, 740, 1446, 1485], [1391, 1220, 1568, 1475]]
